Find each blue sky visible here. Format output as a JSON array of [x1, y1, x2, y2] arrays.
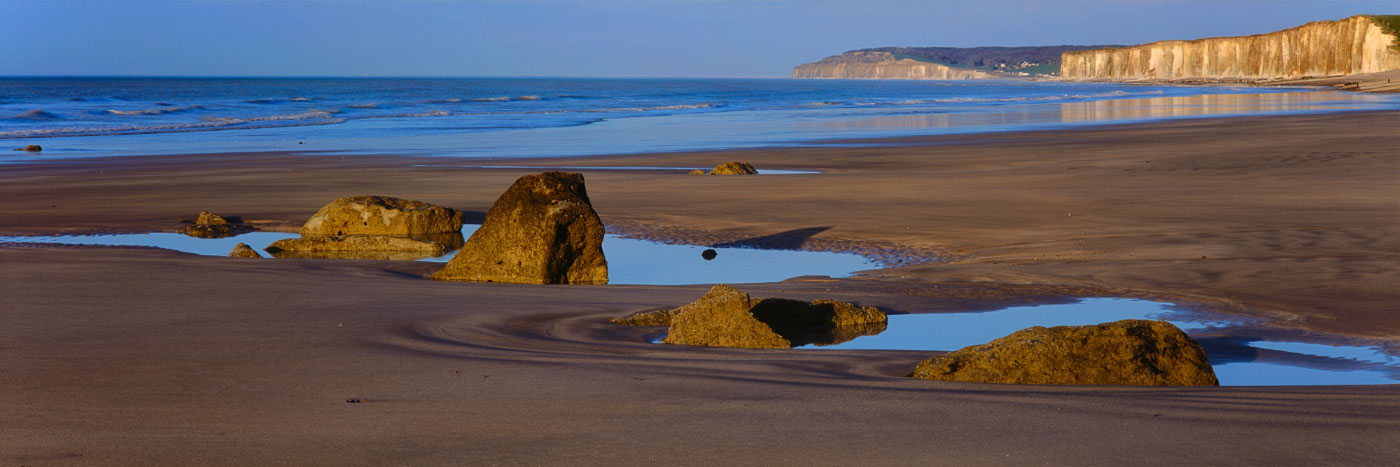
[[3, 0, 1394, 77]]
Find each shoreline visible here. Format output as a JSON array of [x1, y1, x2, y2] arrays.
[[6, 81, 1395, 164], [4, 110, 1398, 463]]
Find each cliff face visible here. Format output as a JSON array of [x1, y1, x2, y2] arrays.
[[1061, 16, 1400, 81], [792, 52, 999, 80]]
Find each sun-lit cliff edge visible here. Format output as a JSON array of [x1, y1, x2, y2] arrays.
[[1060, 15, 1400, 81], [792, 52, 1001, 80]]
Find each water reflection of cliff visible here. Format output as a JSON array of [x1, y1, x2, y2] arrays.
[[800, 92, 1389, 131], [1057, 92, 1373, 122]]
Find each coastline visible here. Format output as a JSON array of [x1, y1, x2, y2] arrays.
[[4, 110, 1399, 463], [1048, 69, 1400, 93]]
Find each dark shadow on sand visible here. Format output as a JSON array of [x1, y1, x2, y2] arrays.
[[711, 226, 831, 250]]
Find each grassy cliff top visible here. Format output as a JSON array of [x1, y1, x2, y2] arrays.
[[1365, 15, 1400, 50]]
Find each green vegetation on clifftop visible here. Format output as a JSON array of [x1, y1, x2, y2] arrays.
[[1366, 15, 1400, 50], [864, 45, 1115, 74]]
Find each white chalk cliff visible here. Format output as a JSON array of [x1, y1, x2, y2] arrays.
[[792, 52, 999, 80], [1060, 16, 1400, 81]]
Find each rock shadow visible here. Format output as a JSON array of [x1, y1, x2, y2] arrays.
[[711, 226, 831, 250], [459, 211, 486, 224], [750, 298, 887, 347]]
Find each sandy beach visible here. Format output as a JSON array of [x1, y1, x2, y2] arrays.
[[3, 111, 1399, 464]]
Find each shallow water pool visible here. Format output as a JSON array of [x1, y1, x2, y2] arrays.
[[411, 164, 820, 175], [0, 225, 874, 286]]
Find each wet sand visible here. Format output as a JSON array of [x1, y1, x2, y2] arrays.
[[3, 111, 1399, 464]]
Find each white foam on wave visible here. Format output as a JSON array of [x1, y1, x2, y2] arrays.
[[105, 105, 205, 116], [201, 108, 341, 124], [582, 103, 717, 112], [357, 110, 451, 119]]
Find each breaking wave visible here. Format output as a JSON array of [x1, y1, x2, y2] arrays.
[[105, 105, 205, 116], [470, 96, 542, 102], [581, 103, 718, 113], [0, 108, 451, 139], [201, 109, 341, 124], [246, 97, 314, 104], [3, 109, 64, 121]]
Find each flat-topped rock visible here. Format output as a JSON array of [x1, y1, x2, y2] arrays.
[[911, 319, 1219, 386], [300, 195, 463, 237], [657, 285, 887, 348], [708, 162, 757, 175], [432, 172, 608, 284], [264, 235, 447, 260], [228, 242, 262, 258]]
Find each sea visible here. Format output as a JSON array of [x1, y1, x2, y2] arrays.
[[2, 77, 1397, 163]]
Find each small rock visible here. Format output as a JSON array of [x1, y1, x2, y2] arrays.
[[656, 284, 887, 348], [300, 195, 463, 237], [195, 211, 231, 225], [180, 211, 249, 238], [228, 242, 262, 258], [701, 249, 717, 260], [910, 319, 1218, 386], [707, 161, 757, 175], [13, 145, 42, 152], [688, 169, 706, 175]]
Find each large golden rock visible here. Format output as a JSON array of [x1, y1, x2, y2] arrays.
[[659, 285, 887, 348], [708, 161, 757, 175], [911, 319, 1219, 386], [431, 172, 608, 284], [300, 195, 462, 237]]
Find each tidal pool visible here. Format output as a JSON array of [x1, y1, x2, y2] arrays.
[[0, 225, 874, 285], [805, 298, 1399, 386], [410, 164, 820, 175]]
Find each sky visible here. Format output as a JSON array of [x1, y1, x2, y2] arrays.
[[3, 0, 1394, 77]]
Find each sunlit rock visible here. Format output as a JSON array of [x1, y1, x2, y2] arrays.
[[708, 162, 757, 175], [432, 172, 608, 284], [652, 284, 887, 348], [228, 242, 262, 258], [300, 195, 462, 237], [911, 319, 1219, 386]]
